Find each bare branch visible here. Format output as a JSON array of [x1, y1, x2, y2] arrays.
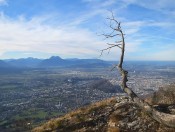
[[107, 43, 121, 46], [100, 50, 104, 57], [101, 33, 118, 38], [101, 45, 117, 52], [101, 11, 175, 128], [108, 48, 111, 54], [115, 41, 122, 43], [107, 13, 119, 24], [107, 43, 122, 49], [111, 64, 118, 71]]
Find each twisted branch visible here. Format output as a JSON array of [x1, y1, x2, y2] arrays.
[[101, 12, 175, 128]]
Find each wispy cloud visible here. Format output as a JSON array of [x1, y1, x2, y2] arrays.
[[0, 13, 106, 59], [0, 11, 145, 60], [121, 0, 175, 14], [0, 0, 7, 5], [0, 0, 174, 60], [82, 0, 115, 6]]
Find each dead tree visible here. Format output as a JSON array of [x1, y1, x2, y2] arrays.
[[101, 13, 175, 128]]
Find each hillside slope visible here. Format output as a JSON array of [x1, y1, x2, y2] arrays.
[[33, 95, 175, 132]]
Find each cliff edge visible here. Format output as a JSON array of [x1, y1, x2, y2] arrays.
[[33, 94, 175, 132]]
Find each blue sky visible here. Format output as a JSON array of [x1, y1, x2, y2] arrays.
[[0, 0, 175, 60]]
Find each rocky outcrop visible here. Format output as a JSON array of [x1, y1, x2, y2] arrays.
[[33, 96, 175, 132]]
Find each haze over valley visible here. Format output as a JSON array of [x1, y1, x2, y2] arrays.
[[0, 56, 175, 131]]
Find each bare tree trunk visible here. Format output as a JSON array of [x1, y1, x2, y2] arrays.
[[101, 13, 175, 128]]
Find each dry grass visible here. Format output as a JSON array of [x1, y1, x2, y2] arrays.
[[32, 97, 117, 132], [107, 127, 120, 132], [107, 113, 120, 132]]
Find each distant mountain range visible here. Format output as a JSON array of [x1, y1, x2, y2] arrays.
[[1, 56, 175, 70], [0, 56, 113, 68]]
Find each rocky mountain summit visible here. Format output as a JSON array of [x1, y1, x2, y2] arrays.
[[33, 95, 175, 132]]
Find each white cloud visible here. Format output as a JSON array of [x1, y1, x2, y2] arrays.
[[0, 13, 107, 59], [81, 0, 175, 60], [69, 9, 106, 26], [82, 0, 116, 9], [0, 0, 145, 60], [122, 21, 146, 34], [121, 0, 175, 13], [0, 0, 5, 3], [0, 0, 174, 61], [0, 13, 145, 60], [0, 0, 7, 5]]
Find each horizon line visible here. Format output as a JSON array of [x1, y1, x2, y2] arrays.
[[1, 56, 175, 62]]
